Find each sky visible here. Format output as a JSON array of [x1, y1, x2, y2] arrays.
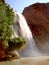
[[5, 0, 49, 13]]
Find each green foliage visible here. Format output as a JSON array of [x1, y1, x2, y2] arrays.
[[0, 2, 26, 51], [0, 2, 14, 47], [8, 37, 26, 50]]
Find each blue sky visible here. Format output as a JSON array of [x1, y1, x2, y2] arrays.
[[5, 0, 49, 13]]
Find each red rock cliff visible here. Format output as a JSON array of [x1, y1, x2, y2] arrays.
[[22, 3, 49, 54]]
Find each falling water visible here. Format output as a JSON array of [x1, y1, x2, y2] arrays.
[[13, 12, 42, 57], [17, 12, 41, 57]]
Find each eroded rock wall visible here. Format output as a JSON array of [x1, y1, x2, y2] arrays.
[[22, 3, 49, 55]]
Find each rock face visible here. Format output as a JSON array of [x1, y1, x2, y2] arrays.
[[22, 3, 49, 55]]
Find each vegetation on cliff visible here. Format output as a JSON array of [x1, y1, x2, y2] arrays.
[[0, 1, 26, 61]]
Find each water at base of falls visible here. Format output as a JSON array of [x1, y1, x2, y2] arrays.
[[13, 12, 42, 57]]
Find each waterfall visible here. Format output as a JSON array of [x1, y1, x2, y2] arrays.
[[13, 11, 42, 57]]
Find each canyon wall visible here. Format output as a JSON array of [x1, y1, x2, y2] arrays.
[[22, 3, 49, 55]]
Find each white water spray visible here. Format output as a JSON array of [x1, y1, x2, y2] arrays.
[[12, 10, 42, 57], [14, 12, 42, 57]]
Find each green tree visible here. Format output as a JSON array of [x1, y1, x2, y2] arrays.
[[0, 2, 14, 47]]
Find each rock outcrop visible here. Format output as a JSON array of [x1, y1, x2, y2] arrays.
[[22, 3, 49, 55]]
